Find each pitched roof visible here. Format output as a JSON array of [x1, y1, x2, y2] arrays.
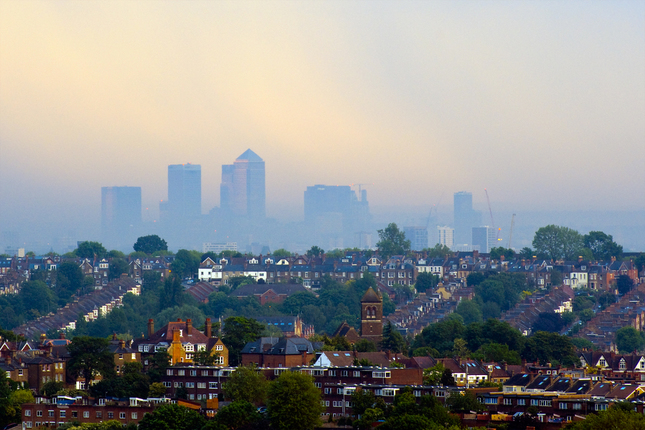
[[361, 287, 382, 303], [236, 149, 263, 162]]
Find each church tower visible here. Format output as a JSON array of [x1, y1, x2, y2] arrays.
[[360, 287, 383, 344]]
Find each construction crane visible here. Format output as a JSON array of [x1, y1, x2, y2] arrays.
[[508, 213, 516, 249], [484, 189, 502, 243], [425, 193, 444, 230]]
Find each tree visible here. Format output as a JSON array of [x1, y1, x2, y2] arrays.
[[415, 272, 439, 293], [108, 258, 129, 280], [40, 380, 65, 396], [75, 241, 108, 259], [519, 247, 534, 260], [425, 243, 452, 259], [20, 280, 57, 316], [266, 371, 324, 430], [67, 336, 116, 388], [423, 363, 447, 385], [380, 321, 406, 354], [565, 405, 645, 430], [584, 231, 623, 260], [146, 349, 170, 383], [223, 365, 269, 404], [446, 391, 485, 413], [615, 326, 645, 353], [133, 235, 168, 254], [271, 249, 291, 258], [490, 247, 515, 261], [355, 339, 377, 352], [222, 317, 265, 366], [456, 300, 483, 325], [57, 261, 84, 299], [213, 400, 263, 430], [173, 249, 201, 278], [616, 274, 634, 295], [377, 223, 411, 258], [532, 312, 564, 333], [148, 382, 167, 398], [306, 246, 324, 258], [137, 403, 206, 430], [532, 225, 584, 261]]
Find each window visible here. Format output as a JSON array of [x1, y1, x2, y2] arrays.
[[166, 369, 173, 376], [209, 382, 217, 389], [48, 411, 54, 417], [315, 383, 322, 388], [119, 353, 123, 359], [328, 370, 336, 376], [372, 371, 391, 378], [503, 398, 513, 405], [198, 382, 206, 389], [190, 370, 197, 376], [539, 400, 552, 407], [36, 411, 42, 417], [96, 412, 102, 418], [60, 410, 66, 418], [131, 412, 137, 419], [108, 412, 114, 419], [341, 371, 348, 376], [517, 399, 526, 406], [25, 422, 32, 428], [559, 403, 568, 409], [178, 370, 185, 376], [324, 388, 332, 394], [120, 412, 126, 419], [163, 381, 171, 387], [131, 353, 137, 360], [572, 403, 582, 410], [216, 345, 223, 351], [595, 404, 608, 411], [25, 410, 31, 417], [71, 411, 78, 418], [531, 399, 538, 406], [202, 370, 209, 376], [337, 388, 343, 394], [484, 398, 497, 405], [186, 382, 195, 388], [353, 371, 360, 377]]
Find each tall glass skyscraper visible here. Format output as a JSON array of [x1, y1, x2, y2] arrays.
[[220, 149, 265, 221], [101, 186, 142, 248], [166, 163, 202, 220], [454, 191, 480, 246]]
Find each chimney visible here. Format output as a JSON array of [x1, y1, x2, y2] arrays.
[[40, 333, 46, 344], [186, 319, 192, 335], [205, 318, 212, 338], [59, 332, 65, 340], [172, 328, 180, 343], [119, 340, 125, 349], [147, 319, 154, 337], [177, 318, 182, 322], [112, 333, 117, 341]]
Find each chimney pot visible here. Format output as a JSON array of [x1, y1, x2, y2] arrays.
[[186, 319, 192, 335]]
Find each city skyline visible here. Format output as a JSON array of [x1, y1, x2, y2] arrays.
[[0, 1, 643, 251]]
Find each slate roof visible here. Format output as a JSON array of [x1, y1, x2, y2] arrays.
[[230, 283, 308, 298], [186, 282, 218, 302], [361, 287, 381, 303]]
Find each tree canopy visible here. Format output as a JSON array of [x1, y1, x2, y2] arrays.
[[266, 371, 324, 430], [377, 223, 411, 259], [223, 365, 269, 404], [137, 403, 206, 430], [75, 241, 107, 259], [532, 225, 584, 261], [67, 336, 116, 388], [583, 231, 623, 260], [133, 235, 168, 254]]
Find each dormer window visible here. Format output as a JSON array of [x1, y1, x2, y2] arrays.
[[598, 357, 607, 367], [619, 359, 626, 370]]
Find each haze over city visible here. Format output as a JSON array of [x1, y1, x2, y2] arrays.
[[1, 1, 644, 253]]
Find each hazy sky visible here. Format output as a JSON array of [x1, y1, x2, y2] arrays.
[[1, 1, 644, 244]]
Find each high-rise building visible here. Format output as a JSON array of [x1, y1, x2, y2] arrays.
[[472, 226, 497, 253], [101, 186, 141, 247], [437, 226, 454, 249], [403, 226, 428, 251], [304, 184, 370, 248], [453, 191, 481, 246], [220, 149, 265, 220], [165, 164, 201, 221]]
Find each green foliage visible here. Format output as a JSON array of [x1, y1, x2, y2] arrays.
[[271, 248, 292, 258], [522, 331, 578, 366], [446, 391, 485, 413], [415, 272, 440, 293], [565, 405, 645, 429], [267, 371, 323, 430], [223, 365, 269, 404], [532, 312, 565, 333], [173, 249, 201, 278], [40, 380, 65, 396], [456, 300, 483, 325], [148, 382, 167, 398], [75, 241, 108, 259], [616, 274, 634, 295], [381, 321, 407, 354], [133, 235, 168, 254], [67, 336, 116, 387], [490, 247, 515, 261], [355, 339, 377, 352], [56, 261, 84, 302], [583, 231, 623, 260], [424, 243, 452, 259], [147, 349, 171, 383], [615, 326, 645, 353], [306, 246, 325, 257], [212, 400, 264, 429], [137, 403, 206, 430], [532, 225, 584, 261], [377, 223, 411, 258], [108, 258, 129, 280], [570, 337, 594, 350], [222, 316, 265, 366]]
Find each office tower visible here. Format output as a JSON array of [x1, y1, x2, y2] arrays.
[[220, 149, 265, 220], [472, 226, 497, 253], [453, 191, 481, 246], [403, 226, 429, 251], [166, 164, 202, 221], [101, 186, 142, 247], [437, 226, 454, 249], [304, 184, 370, 247]]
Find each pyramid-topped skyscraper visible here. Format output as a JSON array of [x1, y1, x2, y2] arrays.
[[221, 149, 265, 221]]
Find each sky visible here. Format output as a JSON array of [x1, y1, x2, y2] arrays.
[[1, 1, 644, 250]]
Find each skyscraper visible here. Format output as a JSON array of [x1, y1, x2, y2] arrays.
[[304, 184, 370, 248], [165, 164, 202, 220], [101, 186, 141, 248], [403, 226, 429, 251], [220, 149, 265, 220], [453, 191, 481, 246], [472, 226, 497, 253]]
